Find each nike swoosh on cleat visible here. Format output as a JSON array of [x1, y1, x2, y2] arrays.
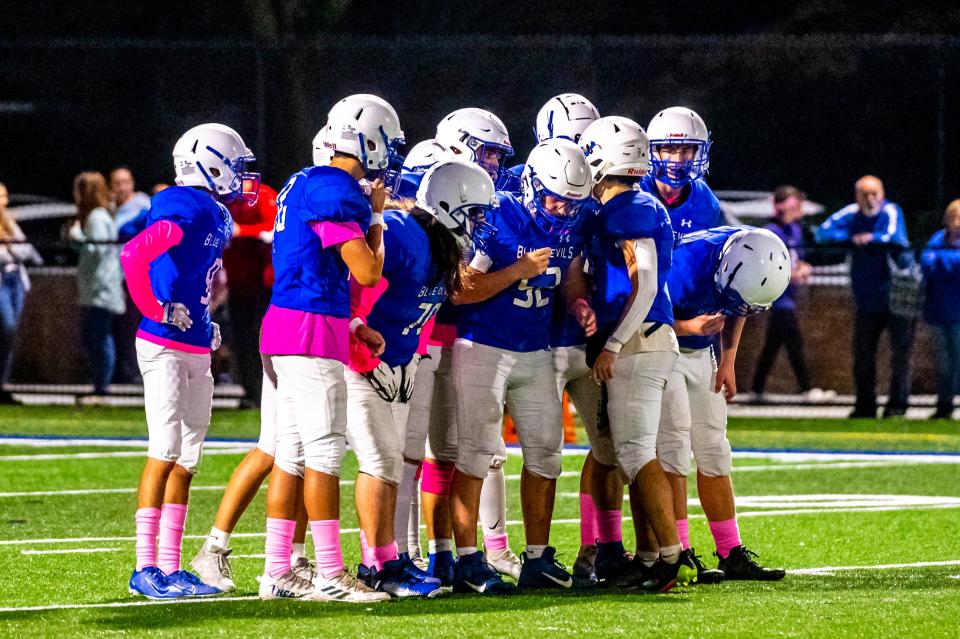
[[466, 581, 488, 593], [544, 573, 573, 588]]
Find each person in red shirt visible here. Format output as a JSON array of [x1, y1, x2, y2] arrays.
[[224, 183, 278, 407]]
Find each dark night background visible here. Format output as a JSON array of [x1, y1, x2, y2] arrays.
[[2, 1, 959, 238]]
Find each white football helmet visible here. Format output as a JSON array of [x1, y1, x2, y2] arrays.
[[416, 160, 498, 250], [535, 93, 600, 143], [520, 138, 593, 233], [312, 94, 405, 174], [579, 116, 650, 182], [715, 228, 792, 315], [173, 123, 260, 203], [647, 106, 712, 187], [402, 139, 452, 175], [435, 108, 513, 185]]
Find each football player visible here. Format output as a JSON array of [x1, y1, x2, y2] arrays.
[[569, 117, 696, 592], [449, 138, 593, 593], [346, 160, 498, 598], [121, 123, 259, 599], [404, 109, 524, 584], [256, 94, 402, 602], [656, 226, 790, 581], [640, 107, 722, 240]]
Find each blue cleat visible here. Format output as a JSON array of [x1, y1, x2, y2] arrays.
[[398, 553, 441, 585], [452, 551, 516, 595], [518, 546, 594, 590], [164, 569, 221, 597], [369, 557, 443, 598], [428, 550, 455, 587], [129, 566, 181, 600]]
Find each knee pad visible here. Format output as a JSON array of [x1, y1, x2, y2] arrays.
[[520, 447, 562, 480], [403, 421, 428, 462], [422, 459, 455, 495], [303, 435, 344, 477], [175, 441, 203, 475], [587, 433, 617, 467], [657, 424, 692, 475], [357, 453, 403, 486], [275, 443, 305, 479], [616, 447, 659, 484], [691, 426, 732, 476], [455, 450, 494, 480]]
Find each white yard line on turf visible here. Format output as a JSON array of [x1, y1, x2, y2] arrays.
[[789, 560, 960, 575], [21, 548, 120, 555], [0, 595, 260, 614], [0, 448, 250, 462], [0, 437, 253, 449], [0, 472, 579, 499]]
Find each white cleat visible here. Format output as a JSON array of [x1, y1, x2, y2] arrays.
[[803, 388, 837, 403], [291, 556, 317, 583], [485, 547, 522, 580], [307, 570, 391, 603], [190, 543, 236, 592], [258, 569, 315, 600]]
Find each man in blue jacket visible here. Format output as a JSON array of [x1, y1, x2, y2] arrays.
[[815, 175, 914, 418]]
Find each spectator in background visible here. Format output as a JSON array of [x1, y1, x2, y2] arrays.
[[815, 175, 913, 418], [110, 168, 152, 384], [224, 183, 277, 407], [0, 182, 43, 404], [752, 186, 834, 402], [920, 199, 960, 420], [69, 172, 126, 399], [118, 183, 169, 242]]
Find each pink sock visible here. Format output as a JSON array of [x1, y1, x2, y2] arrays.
[[676, 518, 691, 550], [709, 517, 742, 558], [483, 532, 509, 552], [157, 503, 188, 574], [579, 493, 598, 546], [135, 507, 161, 570], [596, 509, 623, 544], [265, 518, 296, 578], [372, 542, 399, 571], [312, 520, 345, 579]]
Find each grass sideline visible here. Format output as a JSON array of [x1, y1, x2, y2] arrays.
[[0, 405, 959, 637]]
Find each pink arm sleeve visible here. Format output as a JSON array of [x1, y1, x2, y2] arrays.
[[349, 275, 390, 322], [310, 220, 364, 249], [120, 220, 184, 322]]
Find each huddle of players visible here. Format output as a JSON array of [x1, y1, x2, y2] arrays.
[[123, 92, 791, 602]]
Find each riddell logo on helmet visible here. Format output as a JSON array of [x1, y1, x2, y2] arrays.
[[667, 133, 686, 138], [564, 191, 581, 198], [323, 141, 337, 149], [626, 168, 645, 175]]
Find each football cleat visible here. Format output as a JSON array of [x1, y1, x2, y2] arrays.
[[368, 557, 443, 598], [398, 553, 441, 584], [595, 541, 633, 585], [716, 545, 785, 581], [640, 557, 698, 593], [682, 547, 724, 584], [518, 546, 593, 590], [308, 570, 391, 603], [428, 550, 456, 587], [292, 555, 317, 583], [409, 550, 429, 572], [258, 569, 315, 600], [572, 544, 598, 582], [164, 570, 221, 597], [485, 546, 522, 580], [190, 543, 236, 592], [129, 566, 181, 600], [452, 551, 517, 595]]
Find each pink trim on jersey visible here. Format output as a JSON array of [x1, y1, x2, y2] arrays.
[[259, 304, 350, 363], [310, 220, 364, 249], [136, 330, 209, 354], [120, 220, 184, 322], [428, 321, 457, 348], [348, 276, 390, 374]]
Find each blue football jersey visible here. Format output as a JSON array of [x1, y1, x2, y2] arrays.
[[586, 190, 674, 335], [639, 174, 722, 241], [456, 192, 579, 352], [549, 199, 598, 348], [669, 226, 750, 350], [269, 166, 372, 318], [138, 186, 233, 349], [366, 210, 447, 366], [394, 169, 425, 200]]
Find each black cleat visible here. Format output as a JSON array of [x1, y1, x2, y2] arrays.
[[572, 544, 598, 583], [595, 541, 633, 585], [716, 545, 785, 581], [682, 547, 724, 584]]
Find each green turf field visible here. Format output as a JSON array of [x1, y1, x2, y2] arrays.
[[1, 406, 959, 637]]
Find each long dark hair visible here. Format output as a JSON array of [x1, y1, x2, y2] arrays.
[[411, 207, 463, 295]]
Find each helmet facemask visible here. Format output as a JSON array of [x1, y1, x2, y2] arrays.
[[650, 140, 711, 188]]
